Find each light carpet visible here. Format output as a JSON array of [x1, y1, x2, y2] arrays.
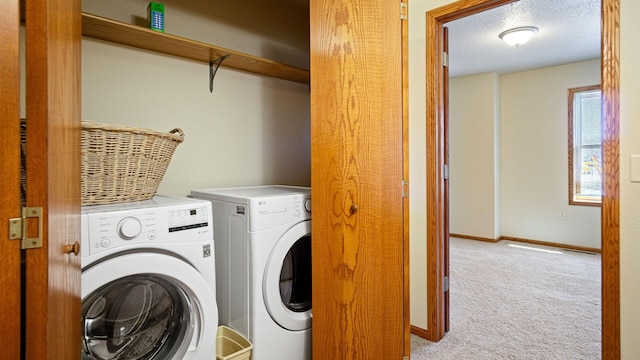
[[411, 237, 601, 359]]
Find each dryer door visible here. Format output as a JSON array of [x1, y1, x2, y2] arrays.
[[81, 252, 216, 360], [263, 220, 312, 331]]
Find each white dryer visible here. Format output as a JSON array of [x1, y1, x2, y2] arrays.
[[81, 195, 218, 360], [190, 186, 312, 360]]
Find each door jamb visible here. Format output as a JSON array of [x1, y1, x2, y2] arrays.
[[424, 2, 620, 358], [402, 0, 411, 356]]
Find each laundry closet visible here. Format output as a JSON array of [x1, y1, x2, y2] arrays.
[[5, 0, 409, 358], [80, 1, 311, 358]]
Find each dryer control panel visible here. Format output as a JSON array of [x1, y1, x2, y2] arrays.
[[247, 193, 311, 232]]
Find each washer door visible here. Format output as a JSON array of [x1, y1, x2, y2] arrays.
[[81, 252, 216, 360], [263, 220, 312, 331]]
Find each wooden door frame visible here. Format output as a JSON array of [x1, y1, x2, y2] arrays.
[[24, 0, 82, 358], [0, 0, 23, 357], [402, 0, 411, 356], [425, 1, 620, 359]]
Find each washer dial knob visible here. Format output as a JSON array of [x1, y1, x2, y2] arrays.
[[117, 217, 142, 240], [304, 199, 311, 212]]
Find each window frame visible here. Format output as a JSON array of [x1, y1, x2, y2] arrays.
[[568, 84, 602, 207]]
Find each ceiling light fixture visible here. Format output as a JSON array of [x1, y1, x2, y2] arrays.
[[498, 26, 538, 47]]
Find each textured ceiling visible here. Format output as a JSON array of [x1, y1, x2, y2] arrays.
[[446, 0, 601, 77]]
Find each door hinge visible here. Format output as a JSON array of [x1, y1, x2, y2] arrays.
[[9, 207, 43, 250], [400, 2, 407, 20], [402, 180, 409, 198], [444, 276, 450, 292], [443, 164, 449, 180], [443, 51, 449, 68]]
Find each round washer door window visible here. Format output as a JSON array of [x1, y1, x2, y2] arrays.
[[263, 220, 312, 331], [82, 275, 191, 360], [81, 252, 217, 360]]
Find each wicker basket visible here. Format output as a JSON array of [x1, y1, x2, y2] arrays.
[[81, 120, 184, 206]]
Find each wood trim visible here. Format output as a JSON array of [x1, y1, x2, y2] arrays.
[[449, 233, 499, 243], [568, 84, 603, 207], [498, 236, 601, 254], [402, 0, 411, 356], [570, 198, 603, 207], [450, 233, 601, 253], [431, 0, 516, 23], [425, 0, 517, 343], [425, 7, 445, 342], [410, 325, 429, 339], [0, 0, 23, 358], [442, 25, 450, 334], [600, 0, 620, 358], [24, 0, 82, 358]]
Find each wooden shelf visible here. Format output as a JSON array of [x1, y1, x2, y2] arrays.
[[81, 12, 310, 85]]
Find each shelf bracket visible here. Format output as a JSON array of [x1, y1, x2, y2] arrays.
[[209, 55, 230, 93]]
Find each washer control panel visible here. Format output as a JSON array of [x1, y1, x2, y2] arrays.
[[81, 197, 211, 257], [117, 217, 142, 240]]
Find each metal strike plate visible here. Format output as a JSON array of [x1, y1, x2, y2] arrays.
[[22, 207, 43, 249]]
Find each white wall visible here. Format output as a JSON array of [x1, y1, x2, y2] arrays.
[[411, 2, 640, 354], [620, 1, 640, 357], [450, 61, 601, 249], [451, 61, 601, 248], [500, 60, 601, 249], [450, 72, 500, 240], [82, 0, 311, 197]]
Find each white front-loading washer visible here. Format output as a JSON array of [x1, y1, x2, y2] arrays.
[[81, 195, 218, 360], [190, 186, 312, 360]]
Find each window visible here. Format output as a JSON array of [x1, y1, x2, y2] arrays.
[[568, 85, 602, 206]]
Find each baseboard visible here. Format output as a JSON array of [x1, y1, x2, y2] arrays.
[[410, 325, 429, 339], [498, 235, 601, 254], [449, 233, 499, 243], [450, 233, 601, 254]]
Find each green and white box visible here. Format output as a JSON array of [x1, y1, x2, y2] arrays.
[[147, 2, 165, 32]]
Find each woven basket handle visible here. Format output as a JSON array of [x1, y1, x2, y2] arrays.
[[169, 128, 185, 138]]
